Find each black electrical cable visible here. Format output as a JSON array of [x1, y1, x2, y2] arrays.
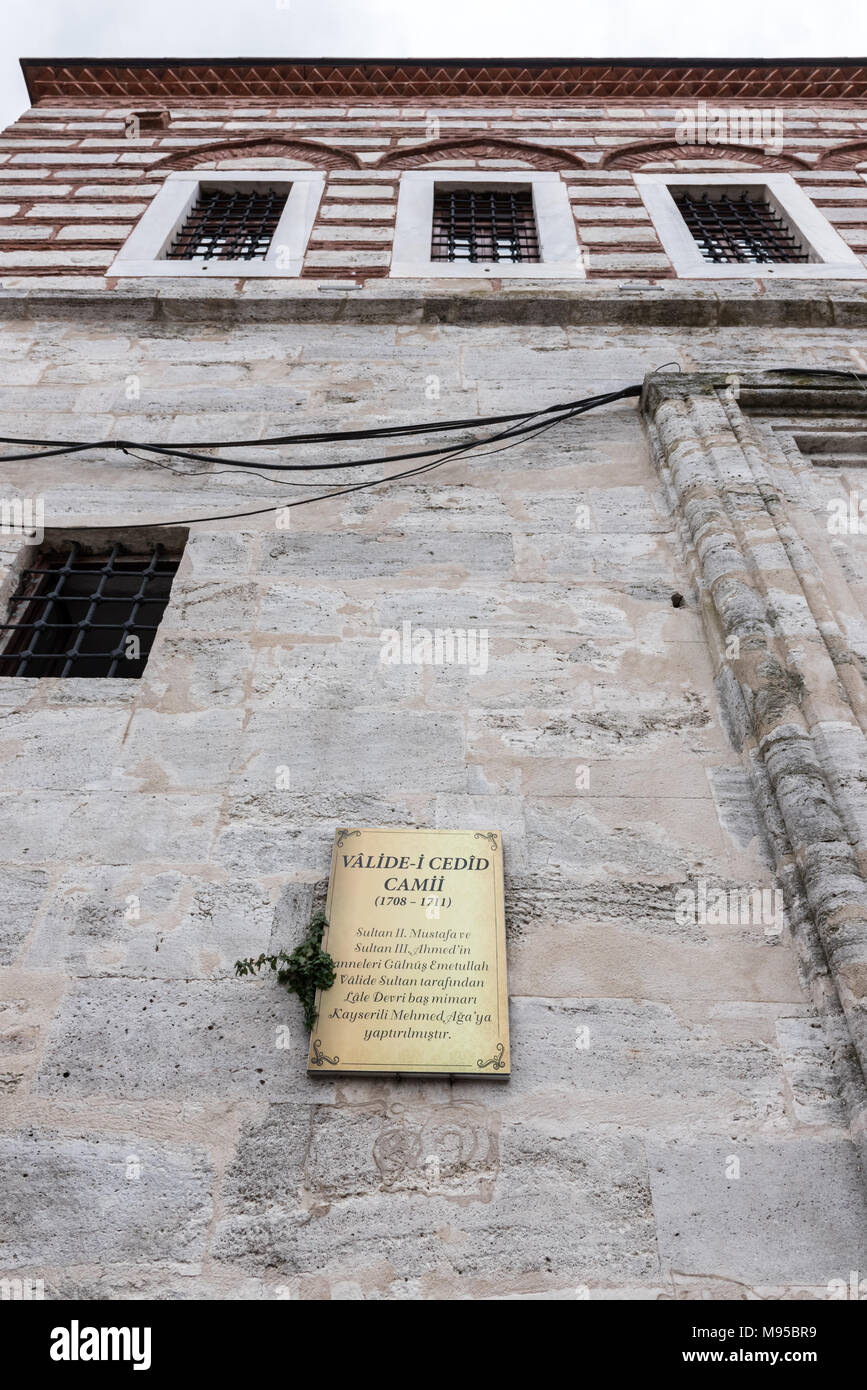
[[118, 413, 568, 474], [12, 364, 859, 534], [120, 401, 558, 490], [1, 366, 856, 466], [0, 405, 539, 452], [0, 377, 660, 531], [104, 412, 587, 529], [75, 390, 628, 530], [121, 449, 321, 488], [126, 387, 637, 475], [118, 390, 591, 494], [0, 389, 636, 464]]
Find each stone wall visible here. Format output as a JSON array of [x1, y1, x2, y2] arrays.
[[2, 301, 867, 1297]]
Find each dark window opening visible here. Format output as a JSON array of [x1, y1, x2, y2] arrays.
[[164, 185, 288, 262], [0, 542, 179, 679], [674, 190, 810, 265], [431, 188, 540, 263]]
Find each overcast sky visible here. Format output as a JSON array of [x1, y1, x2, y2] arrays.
[[3, 0, 867, 130]]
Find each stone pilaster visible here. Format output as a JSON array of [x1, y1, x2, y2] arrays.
[[642, 371, 867, 1156]]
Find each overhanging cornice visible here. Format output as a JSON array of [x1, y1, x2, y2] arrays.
[[19, 57, 867, 106]]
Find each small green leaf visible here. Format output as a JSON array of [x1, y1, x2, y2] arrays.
[[234, 909, 335, 1035]]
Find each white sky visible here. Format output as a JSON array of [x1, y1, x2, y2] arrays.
[[3, 0, 867, 130]]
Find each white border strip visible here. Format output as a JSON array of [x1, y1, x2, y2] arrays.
[[108, 170, 325, 278], [390, 169, 584, 279], [635, 172, 867, 279]]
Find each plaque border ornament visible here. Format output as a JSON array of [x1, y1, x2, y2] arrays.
[[477, 1043, 507, 1071], [335, 828, 362, 849], [474, 831, 499, 852], [309, 1038, 339, 1068]]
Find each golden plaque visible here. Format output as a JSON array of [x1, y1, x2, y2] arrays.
[[307, 827, 510, 1077]]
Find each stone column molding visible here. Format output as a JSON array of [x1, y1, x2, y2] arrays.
[[641, 370, 867, 1153]]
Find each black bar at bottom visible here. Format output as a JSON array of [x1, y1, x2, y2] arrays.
[[5, 1295, 862, 1375]]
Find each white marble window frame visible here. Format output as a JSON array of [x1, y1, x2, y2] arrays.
[[107, 170, 325, 278], [390, 170, 584, 279], [635, 172, 867, 279]]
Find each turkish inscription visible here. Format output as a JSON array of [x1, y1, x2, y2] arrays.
[[307, 827, 510, 1077]]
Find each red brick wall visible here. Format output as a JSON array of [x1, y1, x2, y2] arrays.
[[1, 98, 866, 282]]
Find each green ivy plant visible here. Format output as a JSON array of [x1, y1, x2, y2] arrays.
[[234, 911, 335, 1032]]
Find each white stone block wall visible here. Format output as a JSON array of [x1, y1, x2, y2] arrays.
[[0, 304, 866, 1298]]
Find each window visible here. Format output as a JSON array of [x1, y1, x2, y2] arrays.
[[636, 172, 867, 279], [391, 170, 583, 278], [108, 171, 325, 278], [165, 185, 288, 263], [673, 190, 809, 265], [431, 188, 540, 264], [0, 541, 180, 678]]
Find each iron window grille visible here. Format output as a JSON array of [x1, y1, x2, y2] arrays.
[[431, 188, 541, 264], [164, 185, 288, 263], [0, 543, 179, 679], [673, 190, 810, 265]]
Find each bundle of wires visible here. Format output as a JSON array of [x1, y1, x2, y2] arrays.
[[1, 365, 861, 530], [0, 383, 642, 529]]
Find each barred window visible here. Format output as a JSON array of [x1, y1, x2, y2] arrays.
[[0, 542, 179, 679], [164, 185, 288, 263], [431, 188, 540, 264], [673, 190, 810, 265]]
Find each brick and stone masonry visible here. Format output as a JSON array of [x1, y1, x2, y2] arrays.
[[1, 57, 867, 1299]]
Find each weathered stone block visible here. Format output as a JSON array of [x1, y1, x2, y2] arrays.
[[0, 1131, 212, 1267], [231, 710, 467, 795], [24, 868, 274, 978], [0, 792, 221, 863], [0, 867, 48, 965], [34, 979, 318, 1100], [214, 1111, 655, 1282], [648, 1139, 867, 1285]]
